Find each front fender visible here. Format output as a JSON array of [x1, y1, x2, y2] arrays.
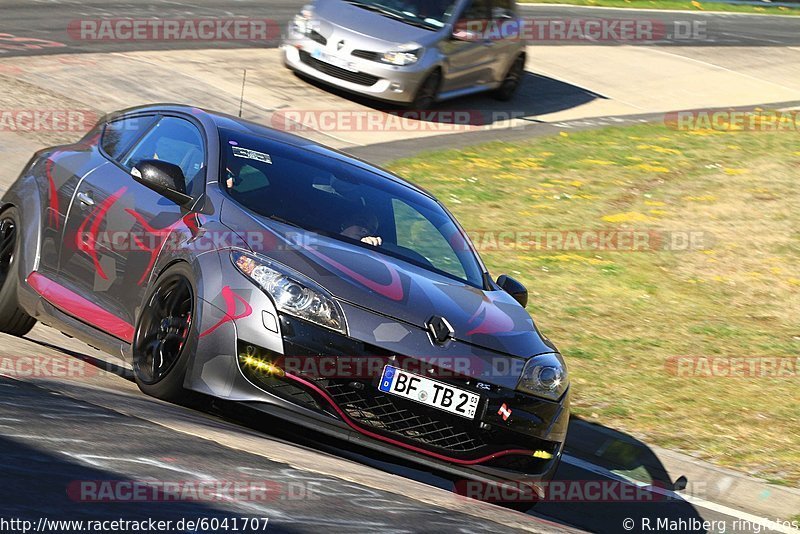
[[1, 172, 46, 316]]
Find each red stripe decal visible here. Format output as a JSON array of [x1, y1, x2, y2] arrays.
[[200, 286, 253, 338], [27, 272, 134, 342], [284, 372, 536, 465]]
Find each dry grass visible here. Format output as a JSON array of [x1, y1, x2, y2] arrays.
[[388, 123, 800, 486]]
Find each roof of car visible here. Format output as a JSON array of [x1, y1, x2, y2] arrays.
[[109, 103, 434, 200]]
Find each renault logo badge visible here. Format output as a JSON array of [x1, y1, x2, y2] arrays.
[[426, 316, 454, 345]]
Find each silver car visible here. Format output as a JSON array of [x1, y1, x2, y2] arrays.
[[282, 0, 527, 109]]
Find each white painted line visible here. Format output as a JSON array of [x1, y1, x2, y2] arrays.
[[562, 454, 800, 534]]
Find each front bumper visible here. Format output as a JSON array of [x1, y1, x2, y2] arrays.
[[186, 257, 568, 488], [237, 315, 569, 485], [281, 35, 432, 104]]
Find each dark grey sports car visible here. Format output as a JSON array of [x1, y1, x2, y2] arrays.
[[0, 104, 569, 502]]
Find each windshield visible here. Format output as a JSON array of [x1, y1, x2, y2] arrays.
[[343, 0, 458, 29], [219, 128, 485, 287]]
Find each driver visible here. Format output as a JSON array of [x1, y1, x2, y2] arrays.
[[340, 210, 382, 247]]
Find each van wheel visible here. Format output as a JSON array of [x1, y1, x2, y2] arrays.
[[411, 70, 442, 110], [493, 55, 525, 102]]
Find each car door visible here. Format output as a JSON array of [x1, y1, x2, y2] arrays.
[[440, 0, 496, 92], [58, 115, 206, 340], [488, 0, 522, 82]]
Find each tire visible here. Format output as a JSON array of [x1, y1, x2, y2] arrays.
[[132, 262, 199, 403], [0, 207, 36, 337], [410, 70, 442, 111], [493, 55, 525, 102]]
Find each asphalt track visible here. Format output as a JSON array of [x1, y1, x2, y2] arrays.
[[1, 0, 799, 57], [1, 1, 799, 533]]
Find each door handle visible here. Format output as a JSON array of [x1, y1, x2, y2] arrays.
[[77, 192, 94, 207]]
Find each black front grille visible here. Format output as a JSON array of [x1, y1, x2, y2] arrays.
[[320, 378, 493, 453], [351, 49, 381, 61], [298, 50, 380, 87]]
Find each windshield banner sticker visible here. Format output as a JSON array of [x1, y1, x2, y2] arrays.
[[232, 146, 272, 164]]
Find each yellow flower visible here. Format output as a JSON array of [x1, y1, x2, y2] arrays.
[[601, 212, 652, 224], [648, 209, 666, 216], [644, 200, 665, 206], [691, 1, 703, 8], [724, 168, 747, 175], [560, 132, 569, 138], [635, 163, 670, 173], [582, 159, 616, 166], [548, 254, 612, 265], [636, 144, 681, 155]]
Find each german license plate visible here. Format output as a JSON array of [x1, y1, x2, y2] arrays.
[[379, 365, 480, 420], [311, 48, 358, 72]]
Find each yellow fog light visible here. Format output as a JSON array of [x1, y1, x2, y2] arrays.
[[241, 353, 285, 377]]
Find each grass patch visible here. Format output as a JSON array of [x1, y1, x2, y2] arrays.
[[387, 122, 800, 486], [520, 0, 800, 16]]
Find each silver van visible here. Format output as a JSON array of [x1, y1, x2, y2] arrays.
[[282, 0, 527, 109]]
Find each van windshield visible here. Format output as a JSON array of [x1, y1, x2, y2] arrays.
[[343, 0, 457, 29]]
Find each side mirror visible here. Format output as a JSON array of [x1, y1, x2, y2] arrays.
[[497, 274, 528, 308], [131, 159, 193, 207]]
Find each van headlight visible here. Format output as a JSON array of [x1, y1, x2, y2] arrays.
[[292, 4, 316, 35], [232, 250, 346, 335], [517, 353, 568, 401], [381, 43, 423, 66]]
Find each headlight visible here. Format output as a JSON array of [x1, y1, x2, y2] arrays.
[[516, 353, 568, 401], [292, 4, 315, 35], [381, 43, 423, 66], [231, 251, 347, 335]]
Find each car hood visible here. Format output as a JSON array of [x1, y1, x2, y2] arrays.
[[226, 212, 555, 359], [313, 0, 444, 50]]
